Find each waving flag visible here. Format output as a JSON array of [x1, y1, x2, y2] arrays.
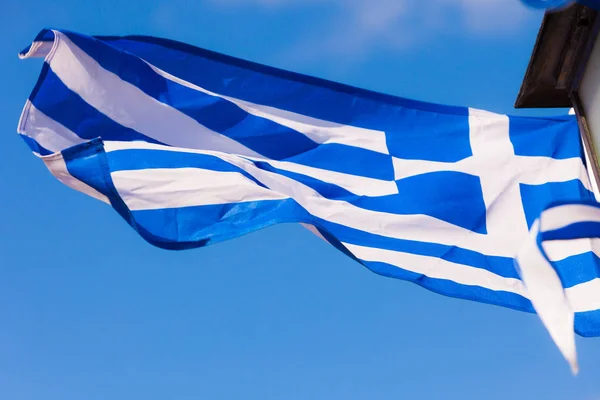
[[17, 29, 600, 370]]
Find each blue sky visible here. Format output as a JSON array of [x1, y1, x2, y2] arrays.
[[1, 1, 600, 399]]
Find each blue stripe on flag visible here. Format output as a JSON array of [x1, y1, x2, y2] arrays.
[[62, 31, 320, 160], [362, 260, 532, 312], [61, 140, 117, 200], [93, 33, 470, 120], [250, 161, 358, 200], [95, 34, 474, 163], [285, 143, 394, 180], [552, 253, 600, 289], [520, 180, 595, 230], [392, 171, 486, 234], [130, 199, 306, 249], [106, 149, 268, 189], [509, 115, 581, 159], [270, 170, 487, 233], [19, 134, 53, 155], [32, 68, 164, 145], [385, 113, 472, 162], [313, 219, 520, 279], [575, 310, 600, 337]]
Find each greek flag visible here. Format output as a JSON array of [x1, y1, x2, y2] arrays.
[[18, 29, 600, 371]]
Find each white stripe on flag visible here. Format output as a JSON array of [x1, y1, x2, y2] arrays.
[[111, 168, 289, 211], [393, 156, 589, 191], [516, 220, 578, 374], [19, 40, 54, 59], [146, 61, 390, 155], [49, 31, 262, 158], [300, 223, 328, 242], [565, 278, 600, 313], [104, 141, 398, 197], [543, 238, 600, 262], [41, 153, 110, 204], [541, 203, 600, 232], [344, 242, 528, 295], [18, 100, 87, 153], [103, 141, 515, 256]]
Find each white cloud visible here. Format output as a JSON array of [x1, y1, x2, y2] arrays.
[[209, 0, 539, 63], [447, 0, 534, 33]]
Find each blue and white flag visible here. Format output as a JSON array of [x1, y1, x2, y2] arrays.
[[17, 29, 600, 371]]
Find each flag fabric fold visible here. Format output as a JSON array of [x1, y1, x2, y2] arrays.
[[17, 29, 600, 370]]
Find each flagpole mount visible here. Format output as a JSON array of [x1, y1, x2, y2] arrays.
[[516, 2, 600, 198]]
